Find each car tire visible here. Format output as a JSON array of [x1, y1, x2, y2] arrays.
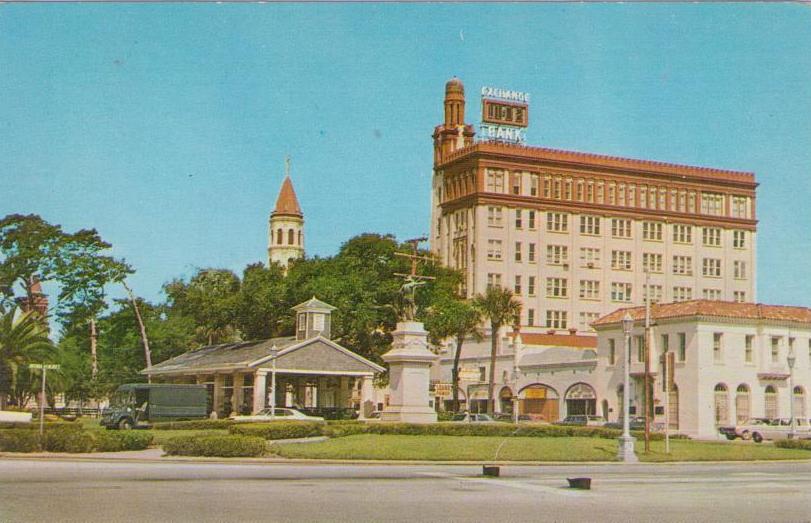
[[725, 434, 736, 441], [741, 430, 751, 441], [118, 418, 133, 430], [752, 432, 763, 443]]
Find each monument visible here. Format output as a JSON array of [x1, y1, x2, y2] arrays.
[[380, 237, 438, 423]]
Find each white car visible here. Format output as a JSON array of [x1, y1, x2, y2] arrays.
[[231, 408, 324, 423]]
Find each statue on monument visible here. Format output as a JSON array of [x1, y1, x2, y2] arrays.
[[398, 277, 426, 322]]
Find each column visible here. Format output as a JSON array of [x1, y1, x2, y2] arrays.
[[232, 374, 244, 416], [358, 375, 375, 420], [252, 370, 268, 414], [213, 374, 225, 417]]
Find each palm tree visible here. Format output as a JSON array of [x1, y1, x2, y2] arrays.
[[425, 298, 482, 412], [0, 306, 54, 408], [473, 286, 522, 416]]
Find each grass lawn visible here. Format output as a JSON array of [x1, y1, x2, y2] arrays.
[[638, 439, 811, 462], [70, 418, 230, 446], [271, 434, 619, 461]]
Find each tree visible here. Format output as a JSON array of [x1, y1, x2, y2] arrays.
[[0, 214, 67, 308], [55, 229, 132, 378], [0, 306, 54, 408], [424, 297, 482, 412], [236, 262, 287, 340], [473, 286, 521, 416], [164, 269, 241, 345]]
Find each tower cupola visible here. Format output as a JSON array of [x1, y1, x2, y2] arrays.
[[292, 296, 336, 341]]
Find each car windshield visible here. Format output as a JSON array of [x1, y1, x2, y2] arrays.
[[259, 408, 290, 416], [110, 391, 131, 408]]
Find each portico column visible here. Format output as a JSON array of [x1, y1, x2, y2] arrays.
[[213, 374, 225, 416], [358, 375, 375, 420], [252, 370, 268, 414], [232, 374, 244, 416]]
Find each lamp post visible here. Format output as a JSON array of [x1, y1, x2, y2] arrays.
[[787, 348, 796, 439], [269, 345, 279, 419], [618, 312, 638, 462]]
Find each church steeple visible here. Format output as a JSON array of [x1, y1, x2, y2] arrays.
[[268, 157, 305, 269]]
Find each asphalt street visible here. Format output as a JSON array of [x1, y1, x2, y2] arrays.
[[1, 458, 810, 522]]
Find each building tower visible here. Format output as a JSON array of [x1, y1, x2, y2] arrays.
[[268, 157, 305, 269], [432, 77, 476, 165]]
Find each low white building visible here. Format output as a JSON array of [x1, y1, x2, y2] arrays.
[[593, 300, 811, 439]]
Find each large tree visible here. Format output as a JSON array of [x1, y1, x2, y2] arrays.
[[424, 297, 482, 412], [55, 229, 132, 378], [0, 214, 67, 308], [237, 262, 288, 340], [0, 306, 54, 408], [164, 268, 241, 345], [474, 286, 522, 416]]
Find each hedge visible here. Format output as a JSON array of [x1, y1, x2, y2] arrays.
[[93, 431, 153, 452], [0, 429, 41, 452], [150, 419, 235, 431], [775, 439, 811, 450], [163, 434, 266, 457], [229, 421, 323, 440]]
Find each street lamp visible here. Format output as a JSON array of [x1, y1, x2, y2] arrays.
[[618, 312, 638, 462], [787, 348, 796, 439], [269, 345, 279, 419]]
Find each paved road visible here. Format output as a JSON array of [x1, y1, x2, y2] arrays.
[[1, 459, 810, 522]]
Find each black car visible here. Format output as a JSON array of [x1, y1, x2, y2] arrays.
[[604, 416, 646, 430]]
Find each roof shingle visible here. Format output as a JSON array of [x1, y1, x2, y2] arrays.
[[593, 300, 811, 327]]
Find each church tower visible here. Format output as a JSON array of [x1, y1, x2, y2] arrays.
[[268, 157, 304, 269]]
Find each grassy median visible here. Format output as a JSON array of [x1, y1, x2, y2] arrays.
[[271, 434, 619, 461], [638, 439, 811, 462]]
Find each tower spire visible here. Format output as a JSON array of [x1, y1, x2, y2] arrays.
[[269, 157, 305, 269]]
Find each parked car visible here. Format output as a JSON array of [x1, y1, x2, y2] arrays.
[[231, 407, 325, 423], [101, 383, 208, 430], [494, 413, 533, 423], [450, 413, 496, 423], [719, 417, 811, 443], [603, 416, 646, 431], [556, 415, 606, 427]]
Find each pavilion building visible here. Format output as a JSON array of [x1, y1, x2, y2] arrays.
[[142, 297, 383, 418]]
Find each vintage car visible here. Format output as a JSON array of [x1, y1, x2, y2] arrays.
[[719, 418, 811, 442]]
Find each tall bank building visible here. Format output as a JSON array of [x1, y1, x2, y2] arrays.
[[430, 78, 758, 335]]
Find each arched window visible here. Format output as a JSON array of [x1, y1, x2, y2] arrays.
[[518, 384, 559, 421], [714, 383, 729, 425], [276, 228, 283, 245], [764, 385, 778, 419], [794, 386, 806, 419], [735, 384, 750, 424], [565, 383, 597, 416], [288, 228, 295, 245]]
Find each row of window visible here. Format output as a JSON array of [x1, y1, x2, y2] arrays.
[[714, 383, 807, 424], [606, 334, 811, 367], [489, 273, 747, 303], [482, 169, 753, 219], [489, 242, 748, 279], [487, 208, 748, 248]]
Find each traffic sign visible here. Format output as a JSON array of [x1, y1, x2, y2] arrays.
[[29, 364, 60, 370]]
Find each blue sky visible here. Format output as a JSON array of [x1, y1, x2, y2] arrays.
[[1, 3, 810, 308]]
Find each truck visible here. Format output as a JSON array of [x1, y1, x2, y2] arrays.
[[100, 383, 209, 429]]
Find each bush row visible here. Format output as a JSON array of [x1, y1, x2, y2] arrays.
[[774, 439, 811, 450], [229, 421, 323, 440], [150, 419, 236, 431], [0, 426, 153, 453], [163, 434, 266, 457]]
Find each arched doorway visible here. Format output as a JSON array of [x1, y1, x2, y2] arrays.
[[518, 384, 559, 422], [735, 384, 750, 424], [565, 383, 597, 416], [668, 383, 679, 429], [794, 386, 806, 419], [714, 383, 729, 425], [764, 385, 778, 419], [499, 387, 514, 414]]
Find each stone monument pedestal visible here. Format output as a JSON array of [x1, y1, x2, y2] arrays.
[[380, 321, 438, 424]]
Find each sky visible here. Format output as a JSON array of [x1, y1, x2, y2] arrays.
[[1, 3, 810, 309]]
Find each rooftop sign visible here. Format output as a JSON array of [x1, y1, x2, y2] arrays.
[[480, 86, 530, 103], [480, 85, 530, 144]]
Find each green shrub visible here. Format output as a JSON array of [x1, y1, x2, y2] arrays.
[[93, 431, 153, 452], [352, 422, 687, 440], [229, 421, 323, 440], [42, 426, 95, 453], [151, 419, 235, 430], [775, 439, 811, 450], [323, 423, 370, 438], [0, 429, 41, 452], [0, 421, 78, 430], [163, 434, 266, 457]]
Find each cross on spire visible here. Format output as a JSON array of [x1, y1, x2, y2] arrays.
[[285, 155, 291, 178]]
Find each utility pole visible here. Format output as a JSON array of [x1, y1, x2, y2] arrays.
[[643, 269, 651, 453], [30, 364, 60, 436]]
